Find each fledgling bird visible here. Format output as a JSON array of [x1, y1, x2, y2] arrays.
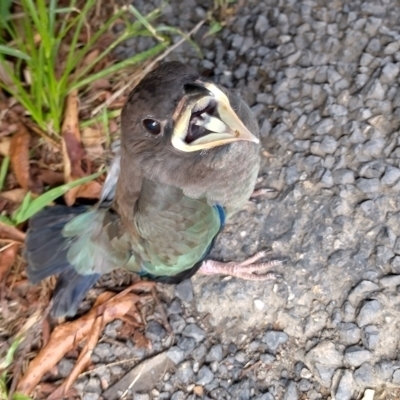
[[25, 61, 278, 317]]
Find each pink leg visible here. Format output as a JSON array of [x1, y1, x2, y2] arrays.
[[199, 251, 283, 281]]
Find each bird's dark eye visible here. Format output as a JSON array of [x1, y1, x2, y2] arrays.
[[142, 119, 161, 135]]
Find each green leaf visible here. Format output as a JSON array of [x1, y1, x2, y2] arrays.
[[0, 337, 24, 370], [12, 393, 34, 400], [0, 215, 15, 226], [207, 20, 223, 36], [0, 45, 31, 60], [12, 170, 104, 224], [0, 0, 12, 28], [12, 192, 33, 225], [0, 156, 10, 191]]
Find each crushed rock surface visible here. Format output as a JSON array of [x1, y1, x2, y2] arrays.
[[73, 0, 400, 399]]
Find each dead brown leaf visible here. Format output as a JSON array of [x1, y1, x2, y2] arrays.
[[17, 287, 149, 395], [0, 242, 19, 283], [9, 123, 31, 190], [0, 188, 27, 203], [81, 126, 105, 160], [75, 180, 102, 199], [37, 169, 65, 186], [0, 136, 11, 156], [47, 314, 103, 400], [90, 78, 111, 91], [81, 127, 104, 147], [61, 90, 97, 206], [61, 90, 85, 181], [0, 222, 26, 242]]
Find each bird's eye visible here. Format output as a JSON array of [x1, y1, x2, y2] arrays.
[[142, 119, 161, 135]]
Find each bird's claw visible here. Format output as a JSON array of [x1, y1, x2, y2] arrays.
[[199, 252, 285, 281]]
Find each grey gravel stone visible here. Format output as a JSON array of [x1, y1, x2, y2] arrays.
[[262, 331, 289, 353], [178, 337, 196, 353], [283, 381, 298, 400], [85, 377, 101, 394], [260, 353, 276, 364], [168, 298, 183, 314], [82, 394, 100, 400], [171, 391, 186, 400], [133, 394, 150, 400], [58, 358, 74, 378], [356, 300, 382, 327], [170, 314, 186, 334], [196, 365, 214, 385], [380, 274, 400, 287], [338, 323, 361, 345], [347, 280, 379, 306], [167, 346, 185, 365], [206, 344, 223, 362], [344, 346, 373, 367], [175, 280, 194, 302], [335, 370, 355, 400], [182, 324, 206, 342], [297, 378, 312, 392], [235, 351, 247, 363], [175, 361, 194, 384], [354, 363, 379, 387], [362, 325, 380, 351], [392, 369, 400, 384], [145, 320, 166, 342]]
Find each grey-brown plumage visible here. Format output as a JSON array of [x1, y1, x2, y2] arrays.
[[25, 62, 275, 318]]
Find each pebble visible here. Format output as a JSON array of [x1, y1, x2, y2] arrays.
[[175, 362, 195, 385], [175, 280, 194, 302], [262, 331, 289, 353], [196, 366, 214, 385], [344, 346, 373, 367], [167, 346, 185, 365], [335, 370, 355, 400], [145, 320, 166, 342], [206, 344, 223, 362], [182, 324, 206, 342], [356, 300, 382, 327]]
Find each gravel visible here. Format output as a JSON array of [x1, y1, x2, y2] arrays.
[[68, 0, 400, 398]]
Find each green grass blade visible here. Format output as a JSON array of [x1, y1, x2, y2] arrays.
[[128, 5, 166, 43], [13, 394, 34, 400], [71, 43, 166, 92], [0, 155, 10, 191], [80, 109, 121, 128], [0, 0, 12, 29], [156, 26, 202, 56], [0, 45, 31, 60], [0, 215, 15, 226], [12, 170, 104, 224], [0, 336, 24, 370]]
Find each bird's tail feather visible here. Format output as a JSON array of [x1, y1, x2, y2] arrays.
[[25, 205, 101, 317]]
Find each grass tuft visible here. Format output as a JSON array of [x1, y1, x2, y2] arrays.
[[0, 0, 170, 136]]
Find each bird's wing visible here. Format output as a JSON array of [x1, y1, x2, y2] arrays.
[[131, 178, 223, 277]]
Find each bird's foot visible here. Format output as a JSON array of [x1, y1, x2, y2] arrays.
[[251, 188, 277, 198], [199, 251, 283, 281]]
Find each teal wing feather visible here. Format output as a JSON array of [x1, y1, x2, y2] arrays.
[[132, 178, 221, 277]]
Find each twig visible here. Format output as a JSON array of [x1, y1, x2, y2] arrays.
[[118, 363, 146, 400], [91, 19, 206, 116], [77, 356, 140, 377]]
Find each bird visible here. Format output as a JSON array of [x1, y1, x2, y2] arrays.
[[25, 61, 278, 318]]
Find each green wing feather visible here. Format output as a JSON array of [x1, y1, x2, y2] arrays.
[[62, 178, 221, 278], [132, 179, 221, 276]]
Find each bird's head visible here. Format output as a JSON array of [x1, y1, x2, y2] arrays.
[[121, 62, 259, 159]]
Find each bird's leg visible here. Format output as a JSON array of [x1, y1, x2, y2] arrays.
[[251, 188, 277, 198], [199, 251, 283, 281]]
